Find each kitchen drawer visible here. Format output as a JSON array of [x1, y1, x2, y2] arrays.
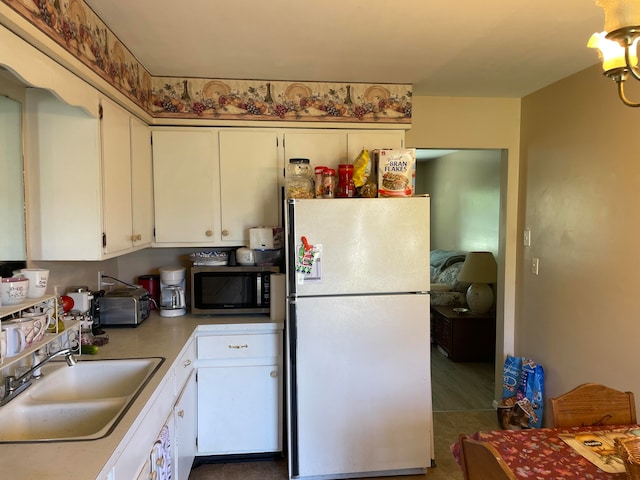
[[197, 333, 280, 361], [175, 339, 196, 392]]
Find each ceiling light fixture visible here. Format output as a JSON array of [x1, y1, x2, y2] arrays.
[[589, 0, 640, 107]]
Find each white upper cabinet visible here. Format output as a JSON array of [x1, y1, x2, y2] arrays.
[[152, 128, 221, 246], [283, 129, 404, 171], [152, 128, 280, 247], [130, 116, 154, 248], [26, 90, 152, 260], [26, 89, 103, 260], [0, 94, 26, 261], [219, 130, 280, 245], [101, 97, 153, 255], [346, 131, 404, 159], [101, 97, 134, 255], [283, 131, 348, 170]]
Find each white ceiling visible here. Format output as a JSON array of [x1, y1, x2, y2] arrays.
[[84, 0, 605, 98]]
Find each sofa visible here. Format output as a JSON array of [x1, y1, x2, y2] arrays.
[[429, 250, 469, 307]]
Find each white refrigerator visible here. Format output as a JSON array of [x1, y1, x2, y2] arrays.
[[285, 196, 433, 479]]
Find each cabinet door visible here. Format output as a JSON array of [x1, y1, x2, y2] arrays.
[[152, 129, 220, 244], [197, 365, 281, 455], [0, 95, 26, 260], [346, 131, 404, 161], [174, 371, 196, 480], [219, 130, 280, 245], [130, 116, 153, 248], [283, 131, 347, 171], [101, 98, 134, 255], [25, 89, 103, 260]]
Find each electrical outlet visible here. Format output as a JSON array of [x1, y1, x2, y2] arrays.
[[531, 257, 540, 275], [524, 229, 531, 247]]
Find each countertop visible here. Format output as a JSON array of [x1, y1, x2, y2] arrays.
[[0, 311, 283, 480]]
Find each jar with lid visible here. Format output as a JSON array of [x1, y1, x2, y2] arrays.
[[322, 168, 336, 198], [314, 166, 327, 197], [286, 158, 314, 198], [336, 164, 355, 198]]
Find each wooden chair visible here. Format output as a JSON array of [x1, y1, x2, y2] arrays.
[[550, 383, 637, 427], [458, 434, 518, 480]]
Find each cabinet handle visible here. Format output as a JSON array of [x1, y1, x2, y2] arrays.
[[222, 229, 229, 236], [183, 359, 192, 368], [136, 234, 142, 241], [270, 370, 278, 378], [131, 234, 142, 241], [177, 409, 185, 418], [205, 230, 213, 237], [228, 344, 248, 349]]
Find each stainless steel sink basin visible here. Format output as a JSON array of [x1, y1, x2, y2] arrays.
[[0, 357, 164, 443]]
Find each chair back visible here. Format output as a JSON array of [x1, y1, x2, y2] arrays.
[[458, 435, 518, 480], [550, 383, 637, 428]]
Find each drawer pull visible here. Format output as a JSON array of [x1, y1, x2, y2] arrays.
[[228, 344, 248, 349], [177, 409, 185, 418], [183, 359, 192, 367], [270, 370, 278, 378]]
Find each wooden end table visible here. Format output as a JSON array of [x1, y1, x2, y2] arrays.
[[431, 304, 496, 362]]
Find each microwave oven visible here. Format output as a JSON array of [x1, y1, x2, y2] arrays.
[[191, 265, 279, 315]]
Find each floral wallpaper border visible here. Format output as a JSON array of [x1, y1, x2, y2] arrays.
[[1, 0, 412, 124]]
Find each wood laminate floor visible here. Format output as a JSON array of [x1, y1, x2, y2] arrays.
[[190, 346, 497, 480], [431, 344, 495, 412]]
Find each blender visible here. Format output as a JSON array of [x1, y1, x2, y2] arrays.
[[159, 266, 186, 317]]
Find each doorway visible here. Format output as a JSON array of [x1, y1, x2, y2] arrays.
[[416, 148, 502, 412]]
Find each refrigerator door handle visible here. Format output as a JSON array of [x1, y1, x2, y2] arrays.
[[287, 199, 298, 297]]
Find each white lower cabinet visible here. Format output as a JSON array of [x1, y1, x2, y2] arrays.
[[175, 370, 197, 479], [196, 325, 283, 456], [197, 364, 281, 454], [110, 340, 196, 480]]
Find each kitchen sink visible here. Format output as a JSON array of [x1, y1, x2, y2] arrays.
[[27, 357, 164, 401], [0, 357, 164, 443]]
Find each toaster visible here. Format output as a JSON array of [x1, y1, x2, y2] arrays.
[[99, 287, 151, 326]]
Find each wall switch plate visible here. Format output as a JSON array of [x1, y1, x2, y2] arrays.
[[524, 229, 531, 247], [531, 257, 539, 275]]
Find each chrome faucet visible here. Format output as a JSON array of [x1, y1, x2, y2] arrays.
[[1, 348, 77, 406]]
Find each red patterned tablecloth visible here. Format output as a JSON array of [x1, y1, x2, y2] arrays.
[[451, 425, 640, 479]]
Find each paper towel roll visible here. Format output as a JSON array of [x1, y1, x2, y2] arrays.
[[270, 273, 286, 322]]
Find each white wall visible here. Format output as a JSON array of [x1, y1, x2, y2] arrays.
[[519, 64, 640, 421], [406, 96, 522, 401], [417, 150, 501, 254]]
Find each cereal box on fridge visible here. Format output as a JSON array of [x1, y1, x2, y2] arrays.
[[375, 148, 416, 197]]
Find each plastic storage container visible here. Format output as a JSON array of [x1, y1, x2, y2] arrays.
[[322, 168, 336, 198], [286, 158, 314, 198], [315, 166, 327, 198]]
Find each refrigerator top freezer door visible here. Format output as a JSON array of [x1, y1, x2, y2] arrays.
[[286, 196, 430, 297]]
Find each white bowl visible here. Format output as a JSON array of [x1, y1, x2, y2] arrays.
[[1, 277, 29, 306]]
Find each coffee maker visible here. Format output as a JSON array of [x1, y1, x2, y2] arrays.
[[159, 266, 186, 317]]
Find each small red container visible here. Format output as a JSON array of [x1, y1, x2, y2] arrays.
[[336, 164, 355, 198], [138, 274, 160, 309]]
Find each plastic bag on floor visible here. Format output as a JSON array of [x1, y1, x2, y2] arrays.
[[498, 355, 544, 429]]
